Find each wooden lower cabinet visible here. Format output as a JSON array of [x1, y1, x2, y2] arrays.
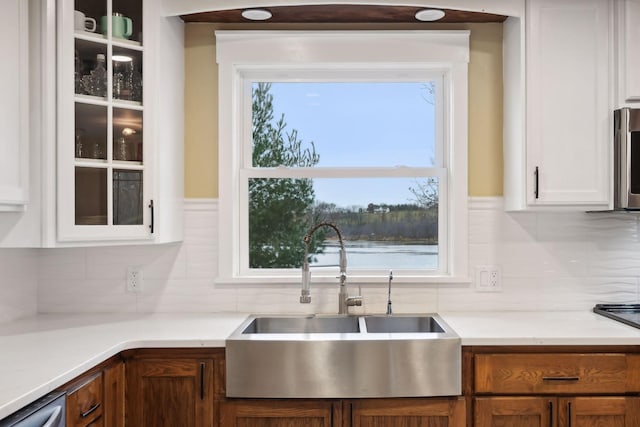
[[103, 360, 125, 427], [351, 398, 466, 427], [219, 397, 465, 427], [66, 372, 103, 427], [475, 394, 640, 427], [59, 356, 124, 427], [561, 397, 640, 426], [475, 397, 551, 427], [220, 399, 339, 427], [124, 349, 225, 427], [470, 347, 640, 427]]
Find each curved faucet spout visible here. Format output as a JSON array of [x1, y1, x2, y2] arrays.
[[300, 221, 361, 314], [303, 221, 346, 276]]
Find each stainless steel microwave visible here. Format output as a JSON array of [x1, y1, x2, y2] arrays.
[[614, 108, 640, 210]]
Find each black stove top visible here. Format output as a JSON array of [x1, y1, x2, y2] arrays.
[[593, 304, 640, 329]]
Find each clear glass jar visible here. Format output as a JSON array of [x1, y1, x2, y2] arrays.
[[89, 53, 107, 97], [115, 136, 128, 161]]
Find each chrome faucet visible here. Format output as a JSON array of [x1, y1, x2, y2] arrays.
[[300, 221, 362, 314]]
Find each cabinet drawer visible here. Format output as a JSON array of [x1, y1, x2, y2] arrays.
[[67, 372, 104, 427], [475, 353, 640, 394]]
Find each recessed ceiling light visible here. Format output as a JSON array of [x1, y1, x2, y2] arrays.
[[241, 9, 272, 21], [415, 9, 446, 22]]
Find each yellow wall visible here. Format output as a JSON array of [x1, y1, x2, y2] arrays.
[[184, 23, 503, 198], [184, 24, 219, 198]]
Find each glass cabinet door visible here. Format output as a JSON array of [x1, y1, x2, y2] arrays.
[[59, 0, 150, 240]]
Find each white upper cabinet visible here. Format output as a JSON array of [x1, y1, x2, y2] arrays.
[[56, 0, 184, 244], [505, 0, 613, 210], [0, 0, 29, 211], [616, 0, 640, 104]]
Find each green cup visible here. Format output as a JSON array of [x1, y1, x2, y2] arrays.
[[101, 13, 132, 39]]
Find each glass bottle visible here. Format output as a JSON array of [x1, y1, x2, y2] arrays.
[[123, 61, 135, 100], [113, 60, 133, 101], [91, 140, 104, 159], [89, 53, 107, 97], [115, 136, 128, 161]]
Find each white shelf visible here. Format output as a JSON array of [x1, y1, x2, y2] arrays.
[[74, 30, 107, 44], [112, 37, 143, 50], [74, 31, 142, 51]]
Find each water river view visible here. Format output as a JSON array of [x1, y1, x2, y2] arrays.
[[310, 240, 438, 270]]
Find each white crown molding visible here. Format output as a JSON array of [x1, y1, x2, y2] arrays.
[[163, 0, 525, 20]]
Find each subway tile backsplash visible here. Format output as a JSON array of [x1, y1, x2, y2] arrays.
[[16, 198, 640, 315], [0, 249, 38, 322]]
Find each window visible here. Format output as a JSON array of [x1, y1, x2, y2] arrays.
[[217, 31, 469, 284]]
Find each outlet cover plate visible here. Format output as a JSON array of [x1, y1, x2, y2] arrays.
[[127, 266, 143, 293], [475, 265, 502, 292]]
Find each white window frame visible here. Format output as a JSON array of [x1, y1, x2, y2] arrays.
[[216, 30, 469, 284]]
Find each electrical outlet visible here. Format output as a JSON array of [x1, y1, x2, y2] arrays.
[[475, 265, 502, 292], [127, 266, 143, 293]]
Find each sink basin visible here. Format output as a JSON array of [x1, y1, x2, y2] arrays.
[[226, 313, 460, 399], [242, 315, 360, 334], [364, 315, 445, 333]]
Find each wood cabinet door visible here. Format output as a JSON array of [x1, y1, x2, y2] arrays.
[[475, 397, 554, 427], [126, 358, 214, 427], [525, 0, 611, 207], [0, 0, 29, 211], [103, 360, 124, 427], [558, 397, 640, 427], [350, 397, 465, 427], [219, 399, 339, 427], [617, 0, 640, 103]]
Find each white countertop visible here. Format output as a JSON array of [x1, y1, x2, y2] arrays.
[[0, 313, 248, 420], [2, 310, 640, 419], [441, 310, 640, 346]]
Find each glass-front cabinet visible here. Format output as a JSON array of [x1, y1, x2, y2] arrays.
[[58, 0, 153, 241]]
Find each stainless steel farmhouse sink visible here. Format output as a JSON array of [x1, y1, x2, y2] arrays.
[[226, 314, 461, 398], [242, 315, 360, 334], [364, 315, 445, 333]]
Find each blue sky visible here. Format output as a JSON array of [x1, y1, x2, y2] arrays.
[[262, 82, 436, 207]]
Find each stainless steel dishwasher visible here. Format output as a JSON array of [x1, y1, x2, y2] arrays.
[[0, 392, 65, 427]]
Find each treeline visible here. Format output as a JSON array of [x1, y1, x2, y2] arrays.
[[315, 204, 438, 243]]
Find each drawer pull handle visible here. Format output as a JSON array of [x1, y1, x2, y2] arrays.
[[200, 362, 205, 400], [81, 402, 101, 418], [149, 199, 155, 234], [542, 376, 580, 382]]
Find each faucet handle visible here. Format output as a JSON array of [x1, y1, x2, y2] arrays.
[[300, 292, 311, 304]]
